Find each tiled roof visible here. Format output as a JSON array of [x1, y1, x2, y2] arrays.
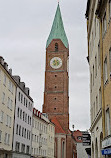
[[73, 130, 83, 143], [51, 117, 66, 134]]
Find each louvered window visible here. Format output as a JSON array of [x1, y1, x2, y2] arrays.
[[55, 43, 58, 52], [104, 57, 108, 83]]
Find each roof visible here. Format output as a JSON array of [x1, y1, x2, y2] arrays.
[[85, 0, 91, 19], [73, 130, 83, 143], [46, 3, 69, 48], [51, 117, 66, 134]]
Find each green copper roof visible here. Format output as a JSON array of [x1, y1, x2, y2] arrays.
[[46, 4, 69, 48]]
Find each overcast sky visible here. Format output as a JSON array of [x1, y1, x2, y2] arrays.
[[0, 0, 90, 131]]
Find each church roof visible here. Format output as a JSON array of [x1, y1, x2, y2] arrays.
[[51, 117, 66, 134], [46, 3, 69, 48]]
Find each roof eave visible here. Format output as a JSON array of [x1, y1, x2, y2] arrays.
[[85, 0, 91, 19]]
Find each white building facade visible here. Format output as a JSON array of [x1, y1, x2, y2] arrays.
[[12, 76, 33, 158], [31, 108, 55, 158], [86, 0, 103, 158], [47, 121, 55, 158]]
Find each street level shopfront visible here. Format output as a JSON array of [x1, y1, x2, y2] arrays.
[[102, 136, 111, 157]]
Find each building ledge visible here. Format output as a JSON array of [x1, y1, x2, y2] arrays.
[[90, 108, 102, 132]]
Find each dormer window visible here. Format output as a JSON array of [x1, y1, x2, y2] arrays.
[[55, 43, 58, 52]]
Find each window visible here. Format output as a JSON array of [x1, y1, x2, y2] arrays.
[[99, 87, 102, 108], [37, 136, 38, 142], [25, 114, 27, 122], [10, 100, 13, 110], [19, 126, 21, 136], [7, 97, 10, 109], [22, 127, 24, 137], [106, 108, 110, 136], [95, 18, 96, 37], [2, 92, 5, 104], [17, 108, 19, 118], [6, 115, 9, 126], [103, 12, 107, 35], [21, 144, 25, 153], [28, 116, 29, 124], [55, 43, 58, 52], [98, 42, 100, 67], [11, 84, 14, 94], [8, 80, 11, 91], [0, 130, 2, 142], [15, 142, 20, 152], [93, 102, 95, 118], [4, 133, 9, 145], [24, 97, 25, 106], [24, 128, 26, 138], [104, 57, 108, 83], [93, 65, 94, 86], [28, 102, 30, 110], [21, 94, 23, 103], [16, 124, 18, 135], [26, 99, 27, 107], [7, 134, 10, 145], [29, 131, 30, 140], [27, 130, 28, 139], [3, 74, 6, 86], [96, 96, 98, 113], [23, 112, 25, 121], [18, 92, 20, 101], [20, 109, 22, 119], [0, 111, 4, 123], [4, 133, 7, 144], [30, 117, 31, 125], [26, 145, 30, 154]]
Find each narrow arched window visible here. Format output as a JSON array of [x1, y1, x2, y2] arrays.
[[55, 43, 58, 52]]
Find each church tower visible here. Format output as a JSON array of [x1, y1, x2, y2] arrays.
[[43, 3, 69, 133]]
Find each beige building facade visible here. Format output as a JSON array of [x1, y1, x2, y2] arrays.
[[0, 57, 16, 158], [96, 0, 111, 157]]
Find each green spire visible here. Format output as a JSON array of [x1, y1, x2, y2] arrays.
[[46, 4, 69, 48]]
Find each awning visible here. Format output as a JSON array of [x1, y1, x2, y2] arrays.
[[101, 148, 111, 155]]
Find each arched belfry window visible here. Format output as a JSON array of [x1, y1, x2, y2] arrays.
[[55, 43, 58, 52]]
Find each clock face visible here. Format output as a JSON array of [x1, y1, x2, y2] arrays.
[[50, 57, 62, 69]]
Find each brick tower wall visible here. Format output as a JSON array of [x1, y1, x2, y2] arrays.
[[43, 39, 69, 132]]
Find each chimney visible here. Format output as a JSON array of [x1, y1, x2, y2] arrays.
[[9, 69, 12, 75], [13, 76, 20, 84], [20, 82, 25, 90], [4, 62, 8, 71], [0, 56, 4, 65], [25, 87, 30, 96]]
